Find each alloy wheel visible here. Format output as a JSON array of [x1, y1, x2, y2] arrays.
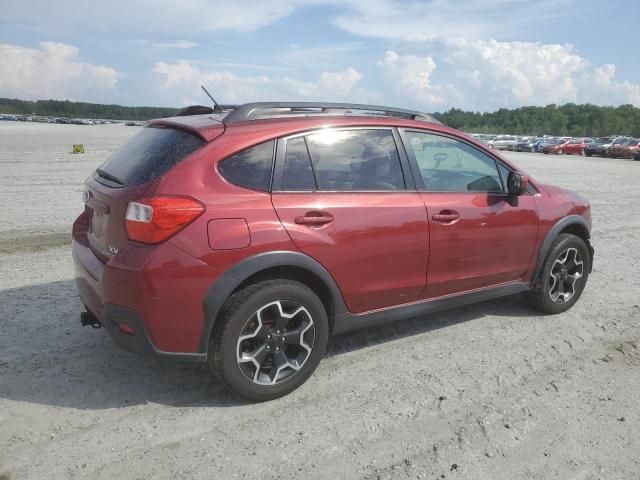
[[549, 248, 584, 303], [236, 300, 315, 385]]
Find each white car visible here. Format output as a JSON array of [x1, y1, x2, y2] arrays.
[[488, 135, 518, 150]]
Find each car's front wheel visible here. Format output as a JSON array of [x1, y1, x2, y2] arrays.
[[526, 233, 590, 314], [210, 279, 329, 401]]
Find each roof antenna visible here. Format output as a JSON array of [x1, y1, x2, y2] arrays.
[[201, 85, 222, 113]]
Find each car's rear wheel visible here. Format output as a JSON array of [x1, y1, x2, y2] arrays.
[[526, 233, 590, 314], [209, 279, 329, 401]]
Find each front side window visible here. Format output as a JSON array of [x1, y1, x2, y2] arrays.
[[303, 129, 405, 191], [218, 140, 275, 192], [405, 131, 504, 193]]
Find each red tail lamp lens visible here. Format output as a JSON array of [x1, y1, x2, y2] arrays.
[[125, 196, 204, 244]]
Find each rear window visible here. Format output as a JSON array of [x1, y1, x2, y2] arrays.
[[97, 127, 204, 186]]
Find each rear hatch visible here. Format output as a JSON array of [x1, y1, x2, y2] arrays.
[[85, 126, 206, 262]]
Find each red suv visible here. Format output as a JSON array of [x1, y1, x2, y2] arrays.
[[73, 102, 594, 401]]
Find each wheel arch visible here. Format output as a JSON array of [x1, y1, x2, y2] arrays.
[[532, 215, 592, 284], [200, 251, 347, 354]]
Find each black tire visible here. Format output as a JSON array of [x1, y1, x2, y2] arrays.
[[526, 233, 591, 314], [209, 279, 329, 401]]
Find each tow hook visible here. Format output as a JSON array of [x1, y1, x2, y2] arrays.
[[81, 311, 102, 329]]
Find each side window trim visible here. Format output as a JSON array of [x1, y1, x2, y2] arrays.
[[303, 136, 320, 190], [398, 128, 508, 195], [273, 126, 412, 193]]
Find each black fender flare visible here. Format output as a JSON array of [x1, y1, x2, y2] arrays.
[[199, 251, 348, 353], [532, 215, 592, 283]]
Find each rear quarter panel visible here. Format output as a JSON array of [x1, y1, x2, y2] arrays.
[[150, 131, 298, 272]]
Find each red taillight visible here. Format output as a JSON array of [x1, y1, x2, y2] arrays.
[[125, 196, 204, 244]]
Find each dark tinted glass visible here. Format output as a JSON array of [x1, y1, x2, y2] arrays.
[[305, 129, 404, 191], [218, 140, 274, 192], [282, 137, 316, 190], [406, 131, 503, 192], [497, 162, 510, 186], [98, 127, 204, 186]]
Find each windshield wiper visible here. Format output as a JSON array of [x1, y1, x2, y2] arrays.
[[95, 168, 124, 186]]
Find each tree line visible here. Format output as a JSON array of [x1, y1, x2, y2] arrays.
[[0, 98, 178, 121], [2, 97, 639, 136], [433, 104, 640, 137]]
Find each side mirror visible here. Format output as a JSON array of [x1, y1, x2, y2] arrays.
[[507, 171, 529, 196]]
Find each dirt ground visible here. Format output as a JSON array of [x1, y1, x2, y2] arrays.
[[0, 121, 638, 480]]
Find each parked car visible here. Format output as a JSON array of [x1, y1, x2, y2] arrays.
[[73, 101, 594, 401], [514, 136, 538, 152], [607, 138, 640, 158], [585, 137, 615, 157], [488, 135, 518, 150], [473, 134, 496, 146], [601, 137, 629, 157], [549, 138, 594, 155], [541, 138, 564, 154], [534, 137, 559, 152]]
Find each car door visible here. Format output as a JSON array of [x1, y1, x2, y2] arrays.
[[400, 129, 539, 298], [271, 127, 429, 314]]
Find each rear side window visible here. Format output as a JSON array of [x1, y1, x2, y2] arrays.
[[218, 140, 275, 192], [98, 127, 204, 186], [304, 129, 405, 191]]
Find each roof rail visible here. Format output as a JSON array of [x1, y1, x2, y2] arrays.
[[221, 102, 441, 125]]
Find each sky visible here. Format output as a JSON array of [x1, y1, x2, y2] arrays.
[[0, 0, 639, 112]]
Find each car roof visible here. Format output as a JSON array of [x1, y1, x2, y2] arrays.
[[147, 101, 444, 142], [148, 113, 457, 143]]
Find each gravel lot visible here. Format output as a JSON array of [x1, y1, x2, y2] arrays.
[[1, 122, 639, 480]]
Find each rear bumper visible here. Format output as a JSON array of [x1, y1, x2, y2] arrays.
[[99, 304, 205, 361], [72, 223, 220, 360]]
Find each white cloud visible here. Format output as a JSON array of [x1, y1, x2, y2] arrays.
[[153, 60, 364, 105], [278, 43, 362, 69], [152, 40, 199, 49], [1, 0, 296, 35], [1, 0, 584, 41], [591, 64, 640, 106], [0, 41, 117, 101], [447, 39, 588, 107], [440, 39, 640, 109], [319, 68, 363, 96], [374, 40, 640, 111], [378, 50, 461, 106], [331, 0, 580, 41]]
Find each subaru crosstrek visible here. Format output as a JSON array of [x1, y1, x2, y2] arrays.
[[72, 102, 594, 401]]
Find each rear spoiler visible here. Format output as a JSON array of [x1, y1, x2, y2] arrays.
[[147, 116, 226, 142]]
